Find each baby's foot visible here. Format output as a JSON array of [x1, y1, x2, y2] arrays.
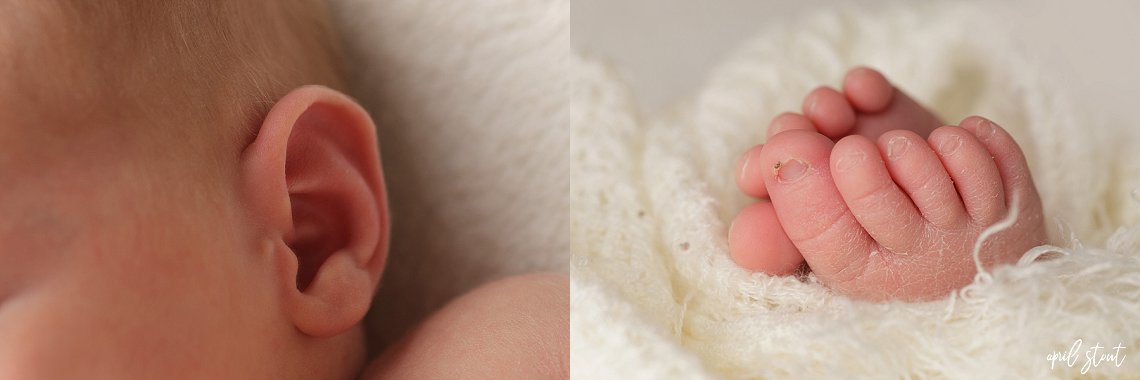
[[737, 117, 1045, 300], [731, 67, 942, 274], [798, 66, 943, 141]]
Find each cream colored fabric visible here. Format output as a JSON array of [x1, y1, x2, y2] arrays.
[[571, 3, 1140, 378]]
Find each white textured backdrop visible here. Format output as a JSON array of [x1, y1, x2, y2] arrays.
[[571, 2, 1140, 378]]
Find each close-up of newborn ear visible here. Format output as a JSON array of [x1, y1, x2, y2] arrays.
[[240, 85, 390, 338]]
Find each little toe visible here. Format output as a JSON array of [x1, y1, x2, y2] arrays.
[[958, 117, 1044, 224], [877, 130, 966, 228], [802, 87, 856, 140], [927, 125, 1006, 224], [830, 135, 926, 254], [736, 144, 768, 198], [842, 67, 893, 113], [766, 112, 816, 140], [760, 130, 875, 284], [729, 201, 803, 275]]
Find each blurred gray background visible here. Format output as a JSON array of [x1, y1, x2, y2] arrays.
[[571, 0, 1140, 126]]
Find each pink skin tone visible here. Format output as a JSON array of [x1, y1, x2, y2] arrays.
[[729, 67, 1046, 301], [0, 83, 567, 378], [0, 86, 388, 378], [363, 273, 569, 379], [1, 3, 567, 377]]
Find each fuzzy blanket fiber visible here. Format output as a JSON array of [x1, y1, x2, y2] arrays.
[[571, 3, 1140, 379]]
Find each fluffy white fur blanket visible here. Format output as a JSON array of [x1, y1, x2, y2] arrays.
[[571, 3, 1140, 379], [329, 0, 569, 348]]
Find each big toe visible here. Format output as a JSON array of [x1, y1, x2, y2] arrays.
[[729, 201, 803, 275], [760, 130, 876, 286]]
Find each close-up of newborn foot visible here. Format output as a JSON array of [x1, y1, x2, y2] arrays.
[[729, 69, 1047, 301], [765, 118, 1045, 300], [795, 66, 944, 141], [736, 67, 944, 201], [731, 67, 945, 275]]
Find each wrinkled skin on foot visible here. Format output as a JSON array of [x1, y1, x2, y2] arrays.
[[730, 67, 1046, 301]]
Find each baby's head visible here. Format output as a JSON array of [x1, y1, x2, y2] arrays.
[[0, 1, 389, 378]]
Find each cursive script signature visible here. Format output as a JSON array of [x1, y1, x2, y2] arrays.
[[1046, 339, 1127, 374]]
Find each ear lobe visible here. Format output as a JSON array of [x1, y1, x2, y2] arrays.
[[241, 85, 389, 338]]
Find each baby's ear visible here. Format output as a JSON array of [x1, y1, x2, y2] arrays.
[[240, 85, 389, 338]]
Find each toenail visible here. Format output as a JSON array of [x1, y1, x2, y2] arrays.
[[886, 136, 910, 160], [774, 158, 809, 182], [976, 119, 997, 140], [938, 135, 962, 155], [835, 150, 865, 172]]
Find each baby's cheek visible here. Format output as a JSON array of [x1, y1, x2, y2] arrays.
[[0, 283, 181, 378], [0, 297, 98, 378]]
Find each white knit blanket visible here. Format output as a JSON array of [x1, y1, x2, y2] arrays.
[[571, 4, 1140, 379]]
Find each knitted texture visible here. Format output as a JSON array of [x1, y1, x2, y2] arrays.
[[572, 3, 1140, 378]]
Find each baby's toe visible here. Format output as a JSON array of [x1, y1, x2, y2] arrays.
[[830, 135, 926, 254], [802, 87, 856, 140], [845, 69, 943, 140], [876, 130, 966, 229], [729, 201, 803, 275], [958, 117, 1045, 229], [759, 130, 875, 285], [736, 144, 768, 198], [766, 112, 816, 139], [842, 67, 894, 113], [927, 125, 1006, 224]]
